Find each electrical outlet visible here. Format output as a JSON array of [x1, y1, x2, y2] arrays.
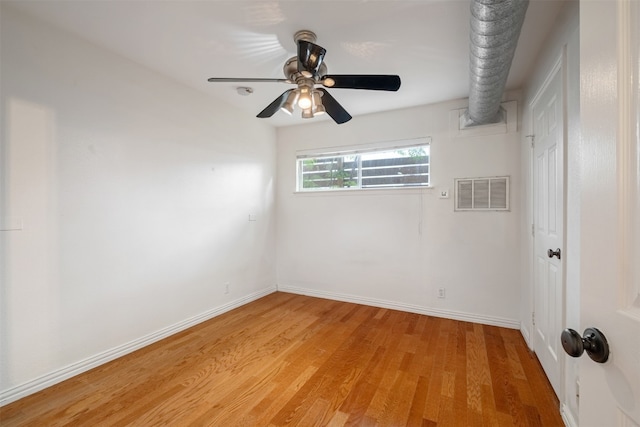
[[224, 282, 230, 294], [438, 288, 446, 299]]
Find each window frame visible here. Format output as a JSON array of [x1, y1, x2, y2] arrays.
[[295, 138, 431, 193]]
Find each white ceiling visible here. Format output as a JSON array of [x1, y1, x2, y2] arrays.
[[7, 0, 565, 127]]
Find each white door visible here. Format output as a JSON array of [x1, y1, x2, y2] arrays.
[[578, 1, 640, 426], [531, 59, 564, 397]]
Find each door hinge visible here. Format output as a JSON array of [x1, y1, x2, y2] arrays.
[[526, 134, 535, 148], [531, 224, 535, 237], [532, 312, 536, 326]]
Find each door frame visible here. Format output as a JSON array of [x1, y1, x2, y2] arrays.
[[527, 50, 568, 401]]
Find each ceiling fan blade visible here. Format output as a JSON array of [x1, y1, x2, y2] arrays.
[[318, 89, 352, 124], [257, 89, 294, 118], [297, 40, 326, 77], [208, 77, 290, 83], [321, 75, 401, 91]]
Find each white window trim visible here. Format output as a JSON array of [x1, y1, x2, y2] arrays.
[[296, 137, 431, 159], [295, 137, 432, 193]]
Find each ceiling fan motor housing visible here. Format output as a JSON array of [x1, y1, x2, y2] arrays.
[[283, 57, 327, 82]]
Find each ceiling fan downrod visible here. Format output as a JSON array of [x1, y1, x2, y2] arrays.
[[293, 30, 317, 44]]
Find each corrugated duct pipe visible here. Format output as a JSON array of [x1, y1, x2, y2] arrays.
[[466, 0, 529, 126]]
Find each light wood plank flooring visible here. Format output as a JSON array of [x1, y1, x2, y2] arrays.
[[0, 292, 563, 426]]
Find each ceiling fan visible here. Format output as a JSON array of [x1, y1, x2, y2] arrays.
[[207, 30, 401, 124]]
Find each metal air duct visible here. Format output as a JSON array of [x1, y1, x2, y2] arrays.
[[466, 0, 529, 126]]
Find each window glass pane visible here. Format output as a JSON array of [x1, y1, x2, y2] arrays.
[[361, 147, 429, 188], [300, 155, 359, 190]]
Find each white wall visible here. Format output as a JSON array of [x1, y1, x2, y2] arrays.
[[520, 1, 579, 424], [276, 96, 523, 326], [0, 6, 277, 403]]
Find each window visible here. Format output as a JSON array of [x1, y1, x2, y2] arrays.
[[454, 176, 509, 211], [297, 140, 430, 192]]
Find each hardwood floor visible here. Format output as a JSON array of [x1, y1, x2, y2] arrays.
[[0, 292, 563, 426]]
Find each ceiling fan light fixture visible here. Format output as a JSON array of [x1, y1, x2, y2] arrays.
[[312, 91, 325, 115], [280, 90, 299, 115], [281, 104, 294, 116], [301, 108, 314, 119], [297, 88, 312, 109]]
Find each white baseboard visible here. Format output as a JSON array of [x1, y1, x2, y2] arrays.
[[520, 323, 533, 349], [0, 286, 277, 407], [561, 403, 578, 427], [278, 285, 520, 329]]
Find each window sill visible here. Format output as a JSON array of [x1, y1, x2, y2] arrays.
[[293, 186, 433, 197]]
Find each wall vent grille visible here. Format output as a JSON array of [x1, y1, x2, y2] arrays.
[[455, 176, 509, 211]]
